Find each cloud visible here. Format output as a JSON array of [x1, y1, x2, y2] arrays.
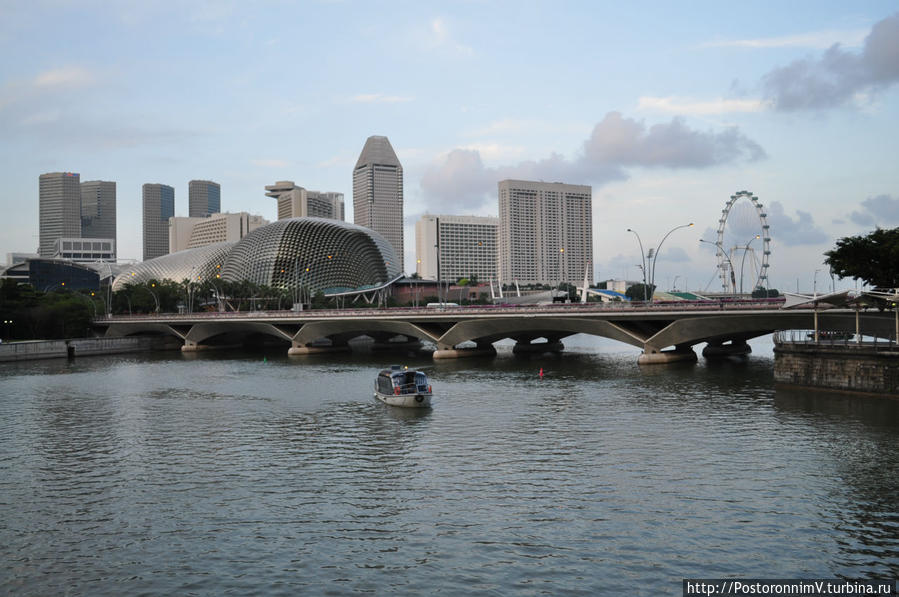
[[848, 194, 899, 226], [251, 159, 289, 168], [33, 66, 96, 88], [350, 93, 414, 104], [428, 17, 474, 57], [766, 201, 828, 246], [0, 66, 97, 111], [637, 96, 771, 115], [657, 246, 691, 263], [702, 29, 869, 50], [761, 13, 899, 111], [420, 112, 765, 209]]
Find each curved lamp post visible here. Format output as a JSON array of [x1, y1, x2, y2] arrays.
[[700, 238, 737, 294], [649, 223, 694, 303], [626, 228, 648, 301], [739, 235, 761, 294]]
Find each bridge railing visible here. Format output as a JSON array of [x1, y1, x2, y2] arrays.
[[774, 329, 898, 350], [93, 297, 788, 322]]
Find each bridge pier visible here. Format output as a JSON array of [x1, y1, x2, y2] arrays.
[[512, 339, 565, 355], [702, 339, 751, 359], [182, 340, 209, 352], [638, 344, 697, 365], [433, 341, 497, 360]]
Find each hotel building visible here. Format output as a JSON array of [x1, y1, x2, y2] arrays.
[[498, 179, 593, 286], [415, 214, 498, 283]]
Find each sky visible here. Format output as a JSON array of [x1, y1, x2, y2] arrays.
[[1, 0, 898, 294]]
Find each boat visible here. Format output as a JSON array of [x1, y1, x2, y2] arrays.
[[374, 365, 433, 408]]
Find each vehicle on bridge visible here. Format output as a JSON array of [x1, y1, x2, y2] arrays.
[[374, 366, 433, 408]]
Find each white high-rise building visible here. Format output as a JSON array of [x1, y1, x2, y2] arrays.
[[265, 181, 344, 221], [415, 214, 498, 283], [353, 136, 403, 263], [39, 172, 82, 257], [498, 179, 593, 286], [169, 212, 269, 253]]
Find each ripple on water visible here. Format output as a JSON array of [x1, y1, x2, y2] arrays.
[[1, 341, 898, 594]]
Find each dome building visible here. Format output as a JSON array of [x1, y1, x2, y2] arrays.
[[113, 218, 403, 297]]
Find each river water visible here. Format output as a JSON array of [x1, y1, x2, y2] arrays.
[[1, 336, 897, 595]]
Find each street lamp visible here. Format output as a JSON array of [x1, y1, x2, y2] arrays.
[[626, 228, 648, 300], [700, 238, 737, 294], [738, 234, 761, 294], [814, 269, 822, 297], [648, 223, 694, 303]]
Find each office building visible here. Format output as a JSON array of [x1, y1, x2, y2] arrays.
[[498, 179, 593, 286], [353, 135, 403, 262], [142, 183, 175, 261], [188, 179, 221, 218], [169, 212, 269, 253], [39, 172, 82, 257], [415, 214, 498, 282], [265, 181, 344, 221], [80, 180, 116, 257], [53, 238, 116, 262]]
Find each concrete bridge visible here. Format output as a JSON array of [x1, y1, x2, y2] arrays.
[[93, 300, 898, 364]]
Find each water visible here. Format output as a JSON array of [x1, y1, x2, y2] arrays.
[[1, 336, 897, 595]]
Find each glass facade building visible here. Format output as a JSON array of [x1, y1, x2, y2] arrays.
[[115, 218, 402, 297]]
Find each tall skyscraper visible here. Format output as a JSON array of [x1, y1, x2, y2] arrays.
[[353, 135, 403, 263], [142, 183, 175, 261], [265, 181, 344, 221], [415, 214, 499, 282], [80, 180, 116, 251], [39, 172, 81, 257], [188, 179, 221, 218], [498, 180, 593, 286]]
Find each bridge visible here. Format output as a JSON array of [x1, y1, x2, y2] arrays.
[[94, 299, 899, 364]]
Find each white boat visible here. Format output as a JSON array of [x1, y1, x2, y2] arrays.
[[374, 365, 433, 408]]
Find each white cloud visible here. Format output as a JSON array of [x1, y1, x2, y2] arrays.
[[33, 66, 95, 88], [251, 159, 289, 168], [427, 17, 474, 57], [637, 96, 771, 115], [350, 93, 414, 104], [420, 111, 766, 209], [703, 28, 869, 50]]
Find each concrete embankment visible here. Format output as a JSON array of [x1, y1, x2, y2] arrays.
[[0, 337, 177, 362], [774, 341, 899, 397]]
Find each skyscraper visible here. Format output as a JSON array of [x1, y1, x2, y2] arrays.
[[353, 135, 403, 263], [188, 180, 221, 218], [143, 183, 175, 261], [265, 181, 344, 221], [415, 214, 498, 282], [39, 172, 81, 257], [498, 179, 593, 286], [80, 180, 116, 249]]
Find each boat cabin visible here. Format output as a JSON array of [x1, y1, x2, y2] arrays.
[[376, 365, 430, 395]]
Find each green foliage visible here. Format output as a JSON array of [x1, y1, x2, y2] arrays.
[[0, 280, 92, 340], [625, 283, 655, 301], [824, 227, 899, 289]]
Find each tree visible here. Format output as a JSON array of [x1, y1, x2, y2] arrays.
[[824, 227, 899, 289], [625, 283, 655, 301]]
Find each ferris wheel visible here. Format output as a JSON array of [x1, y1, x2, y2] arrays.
[[715, 190, 771, 293]]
